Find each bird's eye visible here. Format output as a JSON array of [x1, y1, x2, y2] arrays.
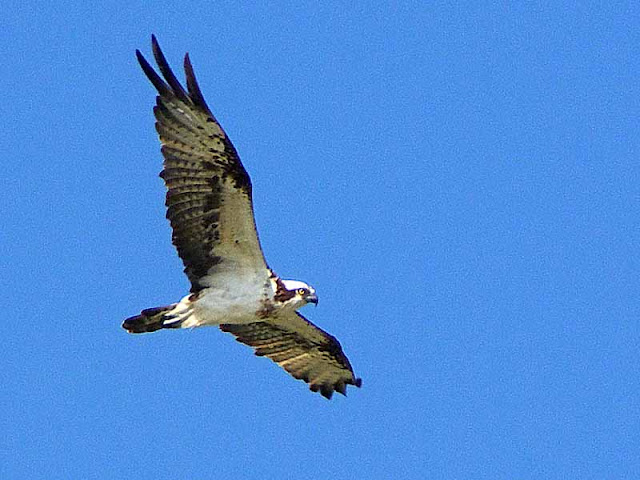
[[297, 288, 307, 295]]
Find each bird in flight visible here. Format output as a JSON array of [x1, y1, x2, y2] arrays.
[[123, 36, 361, 399]]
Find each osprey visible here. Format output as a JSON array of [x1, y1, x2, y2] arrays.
[[123, 36, 361, 399]]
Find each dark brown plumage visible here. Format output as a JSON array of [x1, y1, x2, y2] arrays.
[[126, 36, 361, 399], [221, 313, 362, 399], [137, 35, 266, 293]]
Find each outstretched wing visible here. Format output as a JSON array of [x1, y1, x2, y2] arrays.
[[220, 312, 362, 399], [137, 35, 268, 292]]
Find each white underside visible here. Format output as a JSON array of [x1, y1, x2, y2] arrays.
[[165, 269, 271, 329]]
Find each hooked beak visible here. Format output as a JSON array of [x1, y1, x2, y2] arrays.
[[306, 293, 318, 306]]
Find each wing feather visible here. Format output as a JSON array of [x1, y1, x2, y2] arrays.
[[220, 312, 362, 399], [184, 53, 214, 115], [138, 36, 268, 292], [151, 35, 190, 103]]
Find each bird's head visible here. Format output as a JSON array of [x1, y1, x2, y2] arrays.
[[278, 279, 318, 308]]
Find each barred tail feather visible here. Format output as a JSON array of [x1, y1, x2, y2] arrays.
[[123, 304, 183, 333]]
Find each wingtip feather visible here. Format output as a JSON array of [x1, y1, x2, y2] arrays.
[[184, 53, 213, 114], [320, 386, 334, 400], [136, 48, 170, 96], [150, 35, 190, 102]]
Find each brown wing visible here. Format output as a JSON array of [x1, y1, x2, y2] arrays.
[[137, 35, 268, 292], [220, 312, 362, 399]]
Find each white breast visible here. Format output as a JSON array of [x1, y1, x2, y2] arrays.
[[187, 269, 270, 327]]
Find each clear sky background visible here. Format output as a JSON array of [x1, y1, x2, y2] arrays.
[[2, 2, 639, 479]]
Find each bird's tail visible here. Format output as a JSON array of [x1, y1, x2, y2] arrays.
[[122, 304, 184, 333]]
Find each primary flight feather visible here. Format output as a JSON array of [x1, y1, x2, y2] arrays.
[[123, 36, 361, 399]]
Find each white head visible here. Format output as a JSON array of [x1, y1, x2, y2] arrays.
[[277, 279, 318, 308]]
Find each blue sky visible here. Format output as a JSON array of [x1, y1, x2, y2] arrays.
[[2, 2, 639, 478]]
